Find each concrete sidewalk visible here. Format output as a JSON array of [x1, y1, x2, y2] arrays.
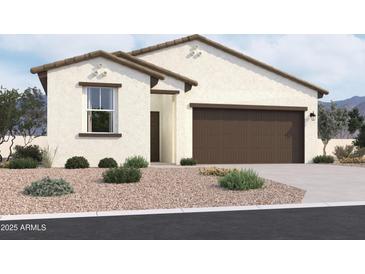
[[211, 164, 365, 203]]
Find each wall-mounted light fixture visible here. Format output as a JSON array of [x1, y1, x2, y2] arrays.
[[309, 112, 316, 121]]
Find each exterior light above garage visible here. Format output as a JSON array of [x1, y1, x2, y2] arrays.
[[310, 112, 316, 121]]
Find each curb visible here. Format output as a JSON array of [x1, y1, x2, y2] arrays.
[[1, 201, 365, 221]]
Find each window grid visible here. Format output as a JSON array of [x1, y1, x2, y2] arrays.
[[86, 87, 116, 133]]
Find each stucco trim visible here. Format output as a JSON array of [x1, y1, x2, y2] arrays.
[[78, 133, 122, 138], [129, 34, 329, 98], [151, 89, 179, 95], [79, 82, 122, 88], [190, 103, 308, 112]]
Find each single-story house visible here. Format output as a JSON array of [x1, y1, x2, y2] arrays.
[[30, 34, 329, 167]]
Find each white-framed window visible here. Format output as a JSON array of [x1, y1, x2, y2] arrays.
[[86, 87, 116, 133]]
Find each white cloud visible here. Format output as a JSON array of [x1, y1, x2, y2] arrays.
[[208, 34, 365, 100]]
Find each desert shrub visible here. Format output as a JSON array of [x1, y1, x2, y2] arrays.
[[8, 158, 38, 169], [41, 146, 58, 168], [98, 157, 118, 168], [334, 145, 354, 160], [352, 147, 365, 158], [102, 167, 141, 183], [339, 157, 365, 164], [312, 155, 335, 163], [123, 155, 148, 168], [65, 156, 89, 169], [0, 161, 10, 168], [24, 177, 74, 197], [219, 169, 264, 190], [180, 158, 197, 166], [199, 167, 238, 176], [13, 145, 42, 162]]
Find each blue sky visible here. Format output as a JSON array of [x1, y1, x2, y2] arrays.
[[1, 34, 365, 101]]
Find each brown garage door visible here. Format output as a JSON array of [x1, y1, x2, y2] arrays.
[[193, 107, 304, 164]]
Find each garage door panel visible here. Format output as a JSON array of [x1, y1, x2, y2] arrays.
[[193, 108, 304, 164]]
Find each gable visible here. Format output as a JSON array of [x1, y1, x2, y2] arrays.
[[31, 50, 165, 93], [130, 34, 329, 98], [136, 40, 321, 103], [31, 49, 198, 93]]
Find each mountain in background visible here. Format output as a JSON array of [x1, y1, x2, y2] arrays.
[[320, 96, 365, 116]]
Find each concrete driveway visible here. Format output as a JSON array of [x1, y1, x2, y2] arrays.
[[213, 164, 365, 203]]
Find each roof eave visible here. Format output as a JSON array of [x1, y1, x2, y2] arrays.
[[129, 34, 329, 97], [30, 50, 165, 80]]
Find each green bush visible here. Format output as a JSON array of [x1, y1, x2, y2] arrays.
[[8, 158, 38, 169], [180, 158, 197, 166], [24, 177, 74, 197], [312, 155, 335, 163], [123, 156, 148, 168], [13, 145, 42, 162], [65, 156, 89, 169], [103, 167, 141, 183], [219, 169, 264, 190], [98, 157, 118, 168]]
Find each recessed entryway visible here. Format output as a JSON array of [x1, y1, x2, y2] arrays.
[[150, 111, 160, 162]]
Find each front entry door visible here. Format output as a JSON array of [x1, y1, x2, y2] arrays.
[[150, 112, 160, 162]]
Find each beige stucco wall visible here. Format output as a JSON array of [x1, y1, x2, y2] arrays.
[[317, 138, 355, 158], [0, 136, 48, 159], [1, 136, 355, 163], [139, 40, 320, 163], [47, 57, 151, 167]]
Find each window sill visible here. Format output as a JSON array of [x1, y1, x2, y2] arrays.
[[78, 133, 122, 138]]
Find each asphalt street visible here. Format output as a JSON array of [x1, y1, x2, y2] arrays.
[[1, 205, 365, 239]]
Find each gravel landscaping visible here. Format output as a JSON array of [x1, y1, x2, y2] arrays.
[[0, 167, 305, 215]]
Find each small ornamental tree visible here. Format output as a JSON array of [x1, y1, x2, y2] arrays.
[[0, 88, 21, 161], [0, 87, 46, 161], [318, 103, 349, 155], [348, 107, 364, 135], [354, 125, 365, 148], [17, 87, 47, 146]]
